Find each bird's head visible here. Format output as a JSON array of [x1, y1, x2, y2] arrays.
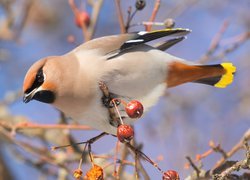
[[23, 56, 60, 104]]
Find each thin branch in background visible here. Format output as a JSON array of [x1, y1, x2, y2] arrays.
[[117, 143, 130, 177], [126, 142, 163, 177], [221, 31, 250, 45], [68, 0, 103, 41], [88, 0, 103, 40], [0, 121, 92, 134], [185, 147, 213, 169], [68, 0, 88, 40], [212, 31, 250, 60], [113, 141, 120, 178], [211, 128, 250, 173], [0, 0, 15, 29], [124, 6, 139, 32], [214, 140, 250, 180], [145, 0, 161, 31], [114, 0, 126, 33], [0, 0, 34, 41], [186, 156, 201, 178], [209, 141, 228, 159], [0, 151, 13, 180], [14, 0, 34, 41], [165, 0, 199, 19], [0, 128, 71, 173], [199, 19, 230, 63]]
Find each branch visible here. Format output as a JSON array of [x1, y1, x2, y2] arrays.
[[186, 156, 201, 178], [14, 0, 34, 41], [199, 19, 230, 63], [114, 0, 126, 33], [0, 121, 92, 135], [68, 0, 103, 41], [87, 0, 103, 40], [145, 0, 161, 31], [211, 129, 250, 172], [215, 140, 250, 179]]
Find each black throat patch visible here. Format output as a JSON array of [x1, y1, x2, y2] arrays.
[[33, 90, 55, 104]]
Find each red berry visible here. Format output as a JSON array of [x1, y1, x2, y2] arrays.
[[75, 11, 90, 28], [117, 124, 134, 143], [162, 170, 180, 180], [125, 100, 144, 118]]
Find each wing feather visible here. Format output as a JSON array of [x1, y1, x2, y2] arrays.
[[74, 28, 191, 59]]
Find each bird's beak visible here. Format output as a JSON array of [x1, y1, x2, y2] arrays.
[[23, 88, 38, 103]]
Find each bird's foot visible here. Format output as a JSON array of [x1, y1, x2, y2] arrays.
[[99, 81, 120, 108]]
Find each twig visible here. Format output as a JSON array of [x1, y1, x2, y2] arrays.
[[114, 0, 126, 33], [125, 6, 137, 32], [199, 20, 230, 63], [113, 141, 120, 178], [126, 142, 159, 179], [117, 144, 130, 177], [0, 128, 71, 173], [0, 121, 92, 133], [14, 0, 34, 41], [196, 148, 214, 161], [209, 141, 228, 159], [215, 140, 250, 180], [145, 0, 161, 31], [68, 0, 103, 41], [0, 152, 13, 180], [1, 0, 14, 28], [221, 31, 250, 45], [186, 156, 201, 178], [212, 31, 250, 60], [211, 129, 250, 173], [68, 0, 89, 41], [87, 0, 103, 40]]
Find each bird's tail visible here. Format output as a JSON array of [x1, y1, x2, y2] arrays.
[[166, 62, 236, 88]]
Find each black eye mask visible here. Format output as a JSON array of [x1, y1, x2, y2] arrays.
[[25, 68, 44, 94]]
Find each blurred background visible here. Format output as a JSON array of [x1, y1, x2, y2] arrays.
[[0, 0, 249, 179]]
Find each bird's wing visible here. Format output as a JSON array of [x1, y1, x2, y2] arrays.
[[75, 28, 191, 59], [154, 36, 186, 51]]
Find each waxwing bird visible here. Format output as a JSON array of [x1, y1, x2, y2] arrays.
[[23, 28, 236, 135]]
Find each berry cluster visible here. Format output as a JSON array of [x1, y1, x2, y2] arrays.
[[114, 99, 144, 143]]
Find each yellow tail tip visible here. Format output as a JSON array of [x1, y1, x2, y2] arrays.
[[214, 63, 236, 88]]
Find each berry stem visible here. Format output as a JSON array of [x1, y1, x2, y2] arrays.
[[112, 98, 127, 107], [126, 142, 164, 174], [112, 99, 124, 125]]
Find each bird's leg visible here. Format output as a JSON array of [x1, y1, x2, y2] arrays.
[[99, 81, 120, 108], [98, 81, 121, 127]]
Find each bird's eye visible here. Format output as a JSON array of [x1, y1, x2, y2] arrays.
[[36, 69, 44, 83], [25, 68, 45, 94]]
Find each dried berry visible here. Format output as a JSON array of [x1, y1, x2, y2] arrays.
[[164, 18, 175, 28], [135, 0, 146, 10], [86, 164, 104, 180], [162, 170, 180, 180], [73, 168, 83, 179], [125, 100, 144, 118], [75, 11, 90, 28], [117, 124, 134, 143]]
